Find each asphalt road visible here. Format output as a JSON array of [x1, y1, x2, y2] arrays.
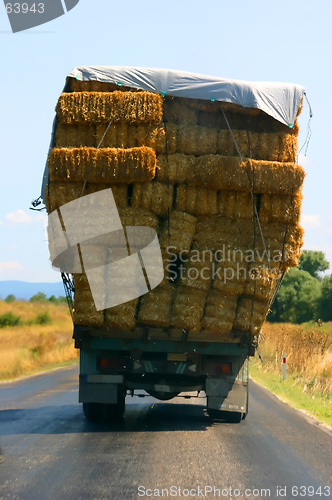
[[0, 365, 331, 500]]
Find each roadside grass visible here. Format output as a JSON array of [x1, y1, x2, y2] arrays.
[[0, 301, 78, 380], [250, 321, 332, 427]]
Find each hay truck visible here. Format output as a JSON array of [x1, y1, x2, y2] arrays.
[[42, 67, 305, 423]]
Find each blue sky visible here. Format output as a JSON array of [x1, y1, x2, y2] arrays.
[[0, 0, 331, 283]]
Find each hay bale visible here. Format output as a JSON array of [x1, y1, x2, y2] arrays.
[[171, 288, 206, 330], [201, 290, 238, 332], [132, 182, 173, 214], [94, 123, 177, 153], [233, 297, 269, 334], [218, 190, 253, 218], [48, 147, 157, 183], [190, 156, 305, 195], [246, 159, 305, 195], [56, 91, 163, 125], [46, 182, 128, 211], [164, 97, 198, 125], [55, 124, 96, 148], [118, 207, 159, 230], [176, 186, 218, 215], [179, 251, 213, 292], [156, 154, 196, 184], [193, 216, 251, 251], [73, 289, 104, 326], [105, 298, 139, 329], [136, 124, 177, 154], [159, 211, 197, 253], [138, 285, 174, 327], [177, 125, 218, 155], [259, 192, 302, 224]]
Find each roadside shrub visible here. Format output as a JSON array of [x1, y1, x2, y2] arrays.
[[0, 312, 21, 327], [34, 312, 52, 325], [4, 294, 15, 303]]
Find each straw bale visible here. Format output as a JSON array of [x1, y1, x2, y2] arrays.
[[180, 251, 213, 292], [132, 182, 173, 214], [175, 186, 218, 215], [156, 154, 196, 184], [171, 288, 206, 330], [118, 207, 159, 230], [137, 124, 177, 154], [159, 211, 197, 253], [278, 132, 298, 163], [177, 125, 218, 155], [95, 124, 118, 148], [246, 159, 305, 195], [191, 156, 305, 195], [189, 156, 248, 191], [239, 297, 269, 316], [138, 285, 174, 327], [259, 193, 302, 224], [218, 190, 253, 219], [73, 289, 104, 326], [56, 91, 163, 125], [233, 296, 269, 334], [48, 147, 157, 183], [201, 319, 234, 334], [71, 80, 91, 92], [47, 182, 128, 211], [105, 298, 139, 330], [201, 290, 237, 333], [217, 130, 237, 157], [193, 216, 252, 250], [164, 97, 198, 125]]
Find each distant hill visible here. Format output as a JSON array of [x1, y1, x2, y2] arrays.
[[0, 281, 65, 301]]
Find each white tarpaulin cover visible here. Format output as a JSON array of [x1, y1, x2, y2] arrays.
[[68, 66, 305, 127], [41, 66, 305, 200]]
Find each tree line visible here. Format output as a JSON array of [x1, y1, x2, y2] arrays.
[[269, 250, 332, 323]]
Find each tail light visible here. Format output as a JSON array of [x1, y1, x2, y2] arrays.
[[99, 358, 127, 371], [205, 361, 232, 376]]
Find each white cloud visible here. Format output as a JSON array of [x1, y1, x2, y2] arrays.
[[0, 220, 3, 226], [0, 261, 26, 280], [326, 228, 332, 235], [298, 153, 311, 168], [5, 209, 46, 226], [6, 244, 18, 250], [300, 214, 321, 229]]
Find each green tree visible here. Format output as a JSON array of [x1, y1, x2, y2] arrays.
[[269, 268, 322, 323], [318, 275, 332, 322], [298, 250, 329, 279], [4, 294, 15, 303], [48, 295, 67, 304], [29, 292, 47, 303]]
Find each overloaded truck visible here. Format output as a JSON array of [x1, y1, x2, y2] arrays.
[[41, 66, 305, 423]]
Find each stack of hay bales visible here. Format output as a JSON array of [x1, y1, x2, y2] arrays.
[[45, 78, 304, 338]]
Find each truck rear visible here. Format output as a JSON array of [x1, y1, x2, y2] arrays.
[[41, 66, 305, 423]]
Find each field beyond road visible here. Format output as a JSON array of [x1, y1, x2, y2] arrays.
[[0, 300, 77, 380], [251, 321, 332, 427]]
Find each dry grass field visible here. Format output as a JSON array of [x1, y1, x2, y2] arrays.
[[0, 300, 77, 380], [256, 321, 332, 396]]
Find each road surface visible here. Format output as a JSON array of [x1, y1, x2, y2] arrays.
[[0, 365, 331, 499]]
